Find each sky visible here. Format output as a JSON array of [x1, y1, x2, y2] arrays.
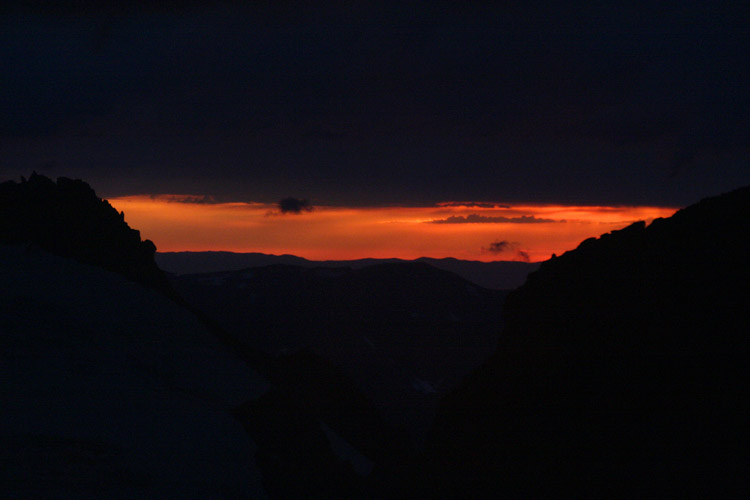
[[1, 2, 747, 260], [107, 195, 675, 262]]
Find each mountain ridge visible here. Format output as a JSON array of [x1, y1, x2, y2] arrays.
[[157, 251, 539, 290], [0, 173, 171, 295], [402, 185, 750, 498]]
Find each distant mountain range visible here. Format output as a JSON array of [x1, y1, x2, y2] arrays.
[[157, 251, 539, 290]]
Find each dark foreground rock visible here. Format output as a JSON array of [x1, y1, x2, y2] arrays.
[[405, 186, 750, 498], [0, 245, 270, 499], [0, 173, 171, 294]]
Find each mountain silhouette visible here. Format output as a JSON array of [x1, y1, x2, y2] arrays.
[[0, 173, 170, 294], [156, 251, 540, 290], [171, 262, 506, 443], [401, 186, 750, 498]]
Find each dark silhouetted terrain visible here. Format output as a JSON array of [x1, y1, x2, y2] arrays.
[[0, 175, 391, 498], [3, 174, 748, 499], [0, 172, 170, 294], [156, 251, 539, 290], [0, 244, 270, 498], [0, 174, 501, 498], [399, 186, 750, 498], [171, 262, 506, 441]]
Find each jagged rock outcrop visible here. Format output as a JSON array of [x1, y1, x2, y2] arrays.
[[406, 186, 750, 498], [0, 173, 170, 294]]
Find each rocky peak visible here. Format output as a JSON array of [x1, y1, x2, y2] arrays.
[[411, 185, 750, 498], [0, 173, 170, 294]]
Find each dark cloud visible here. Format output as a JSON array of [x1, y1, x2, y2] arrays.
[[437, 202, 512, 209], [483, 241, 532, 262], [485, 241, 519, 254], [432, 215, 559, 224], [149, 194, 217, 204], [1, 3, 748, 206], [0, 1, 217, 17], [278, 197, 313, 214]]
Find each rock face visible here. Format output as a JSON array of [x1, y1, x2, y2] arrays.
[[0, 173, 170, 294], [0, 245, 270, 499], [409, 186, 750, 498]]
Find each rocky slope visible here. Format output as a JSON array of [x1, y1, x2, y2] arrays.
[[404, 186, 750, 498], [0, 244, 270, 499], [0, 173, 171, 294]]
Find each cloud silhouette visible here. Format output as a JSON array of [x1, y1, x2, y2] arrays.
[[483, 241, 532, 261], [149, 194, 218, 204], [278, 197, 314, 214], [431, 214, 559, 224], [485, 240, 519, 254], [436, 202, 512, 209]]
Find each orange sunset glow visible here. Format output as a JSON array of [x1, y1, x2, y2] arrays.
[[108, 196, 678, 262]]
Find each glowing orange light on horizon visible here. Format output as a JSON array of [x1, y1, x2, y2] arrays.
[[108, 195, 678, 263]]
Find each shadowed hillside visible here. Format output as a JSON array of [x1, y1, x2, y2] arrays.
[[172, 262, 506, 443], [0, 244, 270, 499], [0, 173, 170, 294], [403, 186, 750, 498]]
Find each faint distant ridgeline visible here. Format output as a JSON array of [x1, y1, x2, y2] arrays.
[[0, 173, 172, 295]]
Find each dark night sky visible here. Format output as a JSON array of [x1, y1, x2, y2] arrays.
[[2, 1, 748, 206]]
